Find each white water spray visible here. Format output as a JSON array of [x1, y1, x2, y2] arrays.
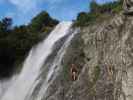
[[1, 22, 75, 100]]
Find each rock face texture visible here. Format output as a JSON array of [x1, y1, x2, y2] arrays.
[[44, 2, 133, 100], [80, 14, 133, 100], [123, 0, 133, 14]]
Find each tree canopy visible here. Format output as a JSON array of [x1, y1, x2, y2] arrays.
[[29, 11, 58, 33], [0, 11, 59, 78]]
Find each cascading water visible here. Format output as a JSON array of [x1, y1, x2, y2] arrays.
[[0, 21, 77, 100]]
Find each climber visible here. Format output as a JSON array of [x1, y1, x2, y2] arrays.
[[70, 64, 78, 81], [107, 65, 114, 80]]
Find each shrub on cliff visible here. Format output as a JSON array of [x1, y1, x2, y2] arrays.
[[75, 12, 100, 26], [74, 0, 122, 27]]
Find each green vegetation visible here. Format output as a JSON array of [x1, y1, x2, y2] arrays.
[[63, 64, 70, 81], [74, 0, 123, 26], [0, 11, 59, 78], [89, 65, 101, 89], [29, 11, 58, 33], [93, 65, 101, 83]]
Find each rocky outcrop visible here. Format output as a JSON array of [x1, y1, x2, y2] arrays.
[[44, 2, 133, 100], [76, 13, 133, 100], [44, 14, 133, 100], [123, 0, 133, 14]]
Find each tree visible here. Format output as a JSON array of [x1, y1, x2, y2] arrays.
[[0, 17, 12, 38], [77, 12, 88, 23], [2, 17, 12, 31], [0, 11, 59, 78], [90, 0, 100, 13], [29, 11, 59, 33]]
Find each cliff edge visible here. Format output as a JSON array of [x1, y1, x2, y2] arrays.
[[44, 1, 133, 100]]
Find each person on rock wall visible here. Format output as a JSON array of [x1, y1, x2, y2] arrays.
[[70, 64, 78, 81]]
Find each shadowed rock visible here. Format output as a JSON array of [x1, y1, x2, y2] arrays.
[[123, 0, 133, 14]]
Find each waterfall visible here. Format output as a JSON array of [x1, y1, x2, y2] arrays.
[[1, 21, 77, 100]]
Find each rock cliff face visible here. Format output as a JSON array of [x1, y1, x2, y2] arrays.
[[45, 1, 133, 100], [123, 0, 133, 14]]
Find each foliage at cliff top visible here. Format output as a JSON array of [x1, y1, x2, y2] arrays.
[[29, 11, 58, 33], [0, 11, 59, 78], [74, 0, 123, 26]]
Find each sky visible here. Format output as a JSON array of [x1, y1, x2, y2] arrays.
[[0, 0, 115, 25]]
